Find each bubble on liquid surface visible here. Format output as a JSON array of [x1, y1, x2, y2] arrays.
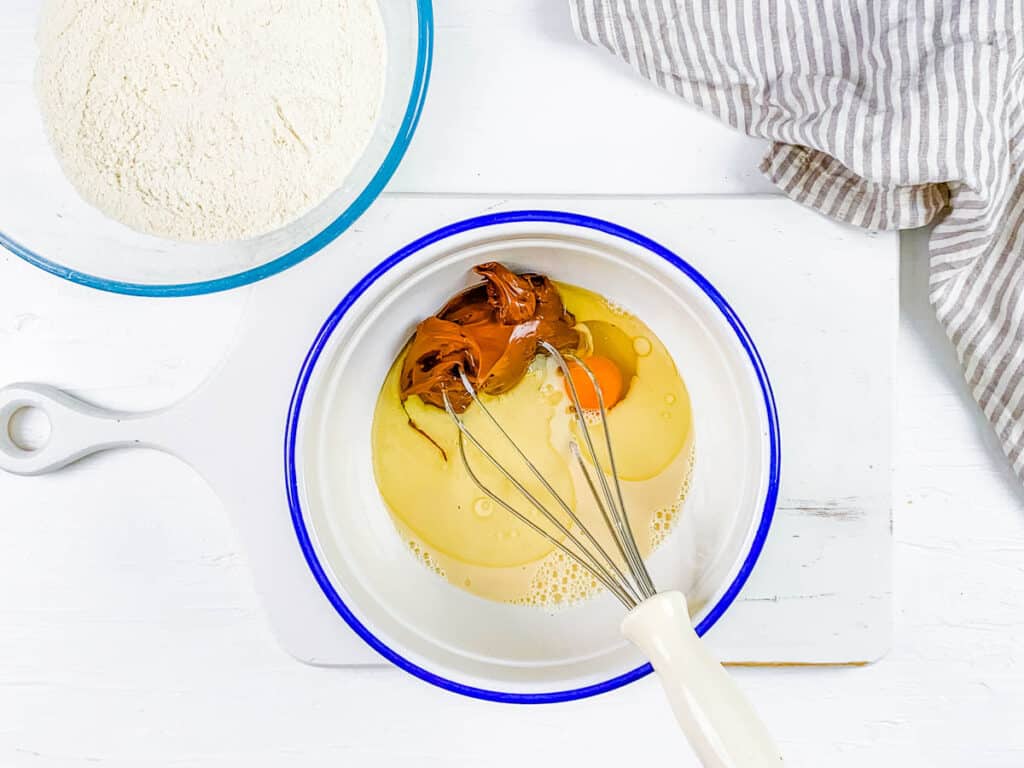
[[649, 448, 694, 548], [539, 379, 564, 407], [633, 337, 652, 356], [407, 539, 446, 578], [473, 498, 494, 518], [522, 547, 602, 609]]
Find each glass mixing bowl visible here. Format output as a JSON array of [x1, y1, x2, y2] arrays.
[[0, 1, 432, 296]]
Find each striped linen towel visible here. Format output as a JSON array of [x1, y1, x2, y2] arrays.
[[570, 1, 1024, 480]]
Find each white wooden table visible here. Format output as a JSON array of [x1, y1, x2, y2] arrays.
[[2, 2, 1023, 766]]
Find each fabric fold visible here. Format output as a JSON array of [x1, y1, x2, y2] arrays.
[[571, 0, 1024, 480]]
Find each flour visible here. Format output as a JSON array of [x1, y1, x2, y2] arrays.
[[35, 0, 386, 242]]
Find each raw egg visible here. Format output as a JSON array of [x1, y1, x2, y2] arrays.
[[565, 356, 623, 410]]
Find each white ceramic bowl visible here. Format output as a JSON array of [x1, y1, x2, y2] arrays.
[[285, 211, 780, 702]]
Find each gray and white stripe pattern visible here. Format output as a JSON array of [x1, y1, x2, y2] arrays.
[[571, 0, 1024, 480]]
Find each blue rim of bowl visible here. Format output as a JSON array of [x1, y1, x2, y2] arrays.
[[284, 210, 781, 704], [0, 1, 434, 298]]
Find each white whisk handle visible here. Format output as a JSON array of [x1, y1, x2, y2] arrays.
[[621, 591, 784, 768]]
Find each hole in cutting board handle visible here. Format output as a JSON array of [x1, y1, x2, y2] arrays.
[[7, 405, 51, 453]]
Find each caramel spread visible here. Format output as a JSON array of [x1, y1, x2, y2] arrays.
[[400, 263, 581, 412]]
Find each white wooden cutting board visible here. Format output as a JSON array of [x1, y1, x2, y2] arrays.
[[183, 192, 894, 666]]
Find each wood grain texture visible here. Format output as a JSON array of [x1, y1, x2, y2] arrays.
[[0, 0, 1022, 765], [1, 233, 1022, 766], [389, 0, 774, 196]]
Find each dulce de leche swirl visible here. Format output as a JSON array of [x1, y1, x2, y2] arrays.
[[399, 263, 581, 412]]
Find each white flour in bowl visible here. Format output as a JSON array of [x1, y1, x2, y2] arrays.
[[35, 0, 386, 242]]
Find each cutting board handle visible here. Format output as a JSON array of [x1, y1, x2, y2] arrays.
[[0, 383, 180, 476]]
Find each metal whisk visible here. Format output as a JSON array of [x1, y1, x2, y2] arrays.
[[442, 341, 654, 609], [442, 340, 784, 768]]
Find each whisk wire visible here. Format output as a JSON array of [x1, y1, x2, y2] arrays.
[[443, 344, 658, 608], [453, 368, 642, 605], [443, 389, 639, 608], [542, 342, 657, 599], [453, 433, 638, 608], [567, 440, 644, 597]]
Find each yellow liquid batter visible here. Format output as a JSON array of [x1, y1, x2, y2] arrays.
[[371, 282, 694, 606]]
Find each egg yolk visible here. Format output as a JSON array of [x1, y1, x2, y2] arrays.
[[565, 356, 623, 410]]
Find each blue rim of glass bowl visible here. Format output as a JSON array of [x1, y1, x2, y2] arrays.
[[0, 1, 434, 298], [284, 209, 781, 704]]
